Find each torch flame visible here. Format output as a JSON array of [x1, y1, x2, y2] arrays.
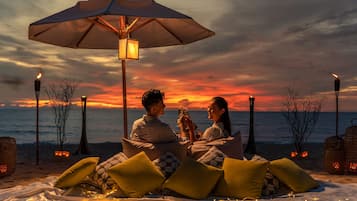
[[36, 73, 42, 79], [331, 73, 338, 79]]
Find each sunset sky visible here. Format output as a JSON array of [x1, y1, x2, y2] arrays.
[[0, 0, 356, 111]]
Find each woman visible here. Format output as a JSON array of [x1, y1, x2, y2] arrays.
[[179, 96, 231, 142]]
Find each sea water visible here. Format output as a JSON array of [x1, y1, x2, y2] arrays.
[[0, 107, 356, 144]]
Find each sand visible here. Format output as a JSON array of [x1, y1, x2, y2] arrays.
[[0, 142, 356, 189]]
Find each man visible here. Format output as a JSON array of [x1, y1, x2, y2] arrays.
[[130, 89, 178, 143]]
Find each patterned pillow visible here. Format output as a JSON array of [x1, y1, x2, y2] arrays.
[[152, 152, 181, 178], [262, 170, 280, 196], [92, 152, 128, 193], [250, 154, 280, 196], [197, 146, 226, 168]]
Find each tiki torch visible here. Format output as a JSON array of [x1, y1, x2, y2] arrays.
[[245, 96, 256, 154], [331, 73, 340, 138], [34, 73, 41, 165], [75, 96, 89, 155]]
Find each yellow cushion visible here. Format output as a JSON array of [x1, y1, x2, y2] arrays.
[[269, 158, 319, 193], [54, 157, 99, 188], [163, 157, 223, 199], [107, 152, 165, 198], [214, 157, 268, 199]]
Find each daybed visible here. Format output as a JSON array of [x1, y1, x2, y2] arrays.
[[1, 135, 356, 201]]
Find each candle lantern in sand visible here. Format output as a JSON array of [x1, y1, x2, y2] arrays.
[[34, 72, 42, 165], [300, 151, 309, 158], [324, 136, 345, 174], [0, 137, 16, 177], [55, 150, 70, 158], [290, 151, 298, 158], [344, 119, 357, 174]]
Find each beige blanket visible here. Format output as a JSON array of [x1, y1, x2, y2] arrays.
[[0, 176, 356, 201]]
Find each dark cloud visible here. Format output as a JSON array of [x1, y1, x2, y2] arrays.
[[0, 75, 24, 89], [0, 0, 356, 111]]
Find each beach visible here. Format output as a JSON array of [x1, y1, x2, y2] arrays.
[[1, 142, 356, 189]]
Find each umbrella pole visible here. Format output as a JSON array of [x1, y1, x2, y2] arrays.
[[121, 59, 128, 139]]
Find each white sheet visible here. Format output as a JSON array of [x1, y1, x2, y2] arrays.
[[0, 176, 356, 201]]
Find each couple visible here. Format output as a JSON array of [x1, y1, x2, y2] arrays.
[[130, 89, 231, 143]]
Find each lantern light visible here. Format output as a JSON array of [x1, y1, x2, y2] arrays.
[[349, 162, 357, 172], [0, 164, 7, 173], [119, 38, 139, 60], [290, 151, 298, 158], [54, 150, 71, 158], [332, 161, 341, 170], [300, 151, 309, 158]]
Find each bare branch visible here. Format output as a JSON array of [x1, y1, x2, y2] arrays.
[[281, 87, 322, 153], [45, 79, 78, 150]]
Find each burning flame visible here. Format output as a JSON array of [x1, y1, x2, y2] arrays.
[[54, 150, 70, 158], [290, 151, 298, 158], [349, 162, 357, 171], [36, 73, 42, 79], [300, 151, 309, 158], [331, 73, 338, 79], [0, 164, 7, 173], [332, 162, 341, 170]]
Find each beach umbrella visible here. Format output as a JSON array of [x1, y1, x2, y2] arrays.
[[28, 0, 215, 138]]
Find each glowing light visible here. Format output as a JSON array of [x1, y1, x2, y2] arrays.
[[290, 151, 298, 158], [119, 38, 139, 60], [0, 164, 7, 173], [331, 73, 338, 79], [332, 161, 341, 170], [36, 73, 42, 79], [300, 151, 309, 158], [54, 150, 70, 158], [349, 162, 357, 172]]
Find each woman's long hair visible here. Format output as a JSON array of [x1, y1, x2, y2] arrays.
[[212, 96, 231, 136]]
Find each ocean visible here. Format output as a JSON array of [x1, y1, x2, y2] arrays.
[[0, 107, 356, 144]]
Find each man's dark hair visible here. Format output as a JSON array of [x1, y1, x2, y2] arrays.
[[142, 89, 164, 111]]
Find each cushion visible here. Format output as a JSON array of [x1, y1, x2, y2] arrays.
[[214, 157, 269, 199], [163, 157, 223, 199], [197, 146, 226, 168], [269, 158, 319, 193], [107, 152, 165, 198], [122, 138, 188, 161], [250, 154, 280, 196], [55, 157, 99, 188], [152, 152, 181, 178], [92, 152, 128, 193]]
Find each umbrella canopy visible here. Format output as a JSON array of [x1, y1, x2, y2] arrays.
[[28, 0, 215, 138], [28, 0, 214, 48]]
